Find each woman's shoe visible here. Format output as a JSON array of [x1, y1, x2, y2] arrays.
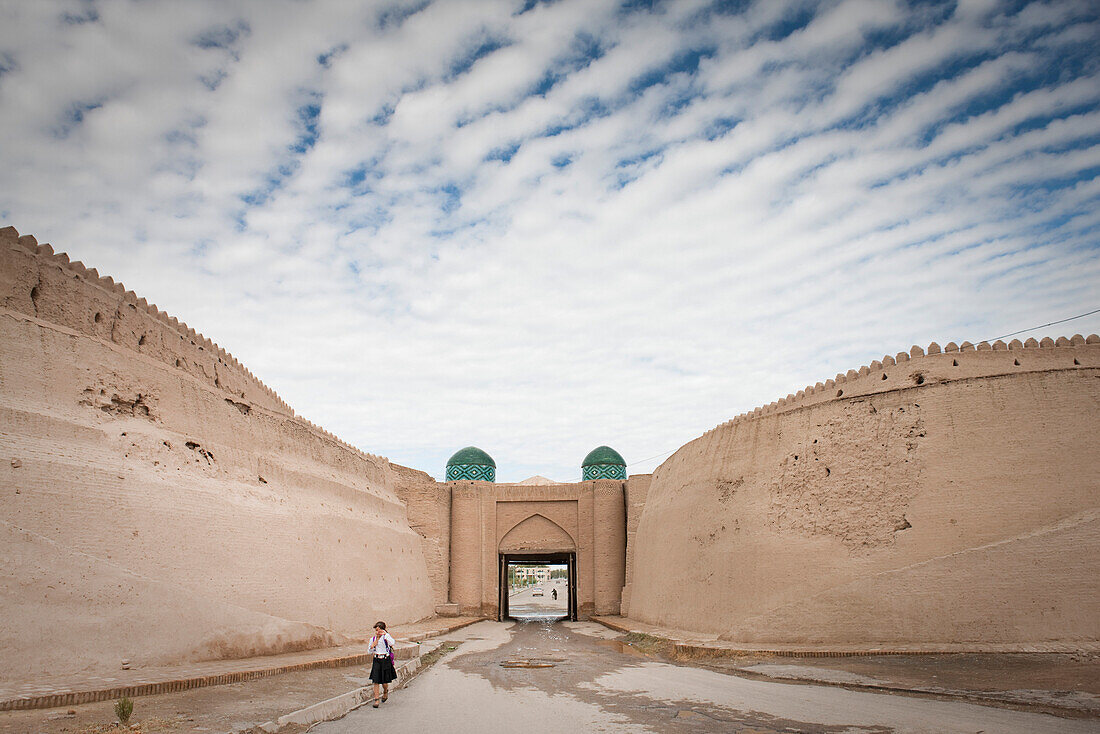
[[382, 695, 388, 702]]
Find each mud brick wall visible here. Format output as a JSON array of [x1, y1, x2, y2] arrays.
[[619, 472, 651, 617], [0, 228, 436, 682], [390, 462, 451, 605], [629, 336, 1100, 646]]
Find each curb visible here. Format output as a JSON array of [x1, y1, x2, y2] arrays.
[[590, 617, 1100, 719], [591, 617, 1099, 658], [259, 642, 441, 732], [723, 666, 1100, 719], [399, 617, 482, 643], [0, 619, 485, 712], [1, 654, 378, 712]]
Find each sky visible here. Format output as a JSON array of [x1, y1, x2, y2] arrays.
[[1, 0, 1098, 482]]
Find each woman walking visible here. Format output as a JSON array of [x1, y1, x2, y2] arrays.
[[368, 621, 397, 707]]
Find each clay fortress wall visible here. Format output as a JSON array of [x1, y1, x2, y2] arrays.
[[627, 334, 1100, 647], [0, 227, 436, 681], [2, 224, 1099, 685]]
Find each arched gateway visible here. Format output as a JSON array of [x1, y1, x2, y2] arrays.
[[394, 447, 650, 622], [445, 478, 638, 621], [498, 514, 579, 620]]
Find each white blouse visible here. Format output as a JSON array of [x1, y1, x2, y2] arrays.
[[371, 632, 396, 655]]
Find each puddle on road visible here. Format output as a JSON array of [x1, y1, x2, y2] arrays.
[[450, 622, 893, 733], [595, 639, 649, 658]]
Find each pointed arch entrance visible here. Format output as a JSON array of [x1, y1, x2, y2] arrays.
[[498, 514, 577, 621], [498, 552, 577, 621], [445, 483, 628, 621]]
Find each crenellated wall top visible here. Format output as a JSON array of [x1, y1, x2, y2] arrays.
[[697, 332, 1100, 440], [1, 225, 388, 466]]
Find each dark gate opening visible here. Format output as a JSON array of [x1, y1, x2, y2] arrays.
[[498, 552, 576, 622]]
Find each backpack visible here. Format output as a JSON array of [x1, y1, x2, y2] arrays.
[[377, 633, 395, 665]]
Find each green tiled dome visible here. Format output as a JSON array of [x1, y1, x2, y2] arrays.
[[582, 445, 626, 480], [582, 446, 625, 467], [446, 446, 496, 482]]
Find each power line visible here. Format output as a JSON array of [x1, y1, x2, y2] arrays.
[[987, 307, 1100, 342], [562, 447, 679, 482], [557, 308, 1100, 483], [626, 448, 677, 469]]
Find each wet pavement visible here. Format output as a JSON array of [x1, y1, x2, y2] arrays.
[[313, 620, 1097, 733], [508, 578, 569, 622]]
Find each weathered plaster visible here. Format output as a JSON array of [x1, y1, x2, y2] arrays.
[[628, 338, 1100, 646], [0, 229, 436, 682]]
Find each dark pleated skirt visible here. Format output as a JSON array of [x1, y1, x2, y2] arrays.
[[370, 656, 397, 684]]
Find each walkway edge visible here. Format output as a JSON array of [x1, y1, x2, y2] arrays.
[[0, 618, 483, 712], [591, 616, 1100, 656], [590, 616, 1099, 718], [258, 642, 440, 733]]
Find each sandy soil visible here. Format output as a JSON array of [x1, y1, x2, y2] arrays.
[[0, 665, 369, 734]]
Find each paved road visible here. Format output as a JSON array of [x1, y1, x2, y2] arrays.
[[313, 620, 1095, 734], [509, 578, 568, 620]]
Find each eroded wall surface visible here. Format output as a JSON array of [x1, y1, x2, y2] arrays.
[[390, 463, 451, 605], [0, 229, 436, 681], [629, 339, 1100, 647], [619, 473, 650, 618]]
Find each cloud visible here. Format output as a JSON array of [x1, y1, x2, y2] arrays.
[[1, 0, 1098, 481]]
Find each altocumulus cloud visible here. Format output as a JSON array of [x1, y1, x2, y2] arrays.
[[1, 0, 1098, 480]]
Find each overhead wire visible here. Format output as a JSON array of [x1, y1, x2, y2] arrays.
[[554, 307, 1100, 483], [985, 307, 1100, 342]]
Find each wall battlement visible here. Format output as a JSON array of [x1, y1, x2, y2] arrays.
[[0, 226, 386, 466], [4, 224, 1097, 660], [701, 334, 1100, 439], [1, 226, 435, 681], [632, 331, 1099, 646]]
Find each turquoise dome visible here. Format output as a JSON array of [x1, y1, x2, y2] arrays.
[[582, 445, 626, 480], [446, 446, 496, 482]]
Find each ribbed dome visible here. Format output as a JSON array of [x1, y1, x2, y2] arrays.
[[446, 446, 496, 468], [582, 445, 625, 467]]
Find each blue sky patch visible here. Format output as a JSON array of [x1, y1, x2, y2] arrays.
[[52, 99, 104, 138], [317, 44, 348, 68], [628, 47, 714, 96], [376, 1, 430, 31], [486, 142, 521, 163], [290, 101, 322, 155], [193, 20, 250, 51]]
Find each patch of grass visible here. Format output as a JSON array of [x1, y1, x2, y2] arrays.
[[114, 697, 133, 725], [419, 641, 460, 668], [622, 632, 675, 657]]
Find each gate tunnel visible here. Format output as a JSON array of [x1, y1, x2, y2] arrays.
[[444, 480, 633, 621], [498, 552, 577, 622]]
